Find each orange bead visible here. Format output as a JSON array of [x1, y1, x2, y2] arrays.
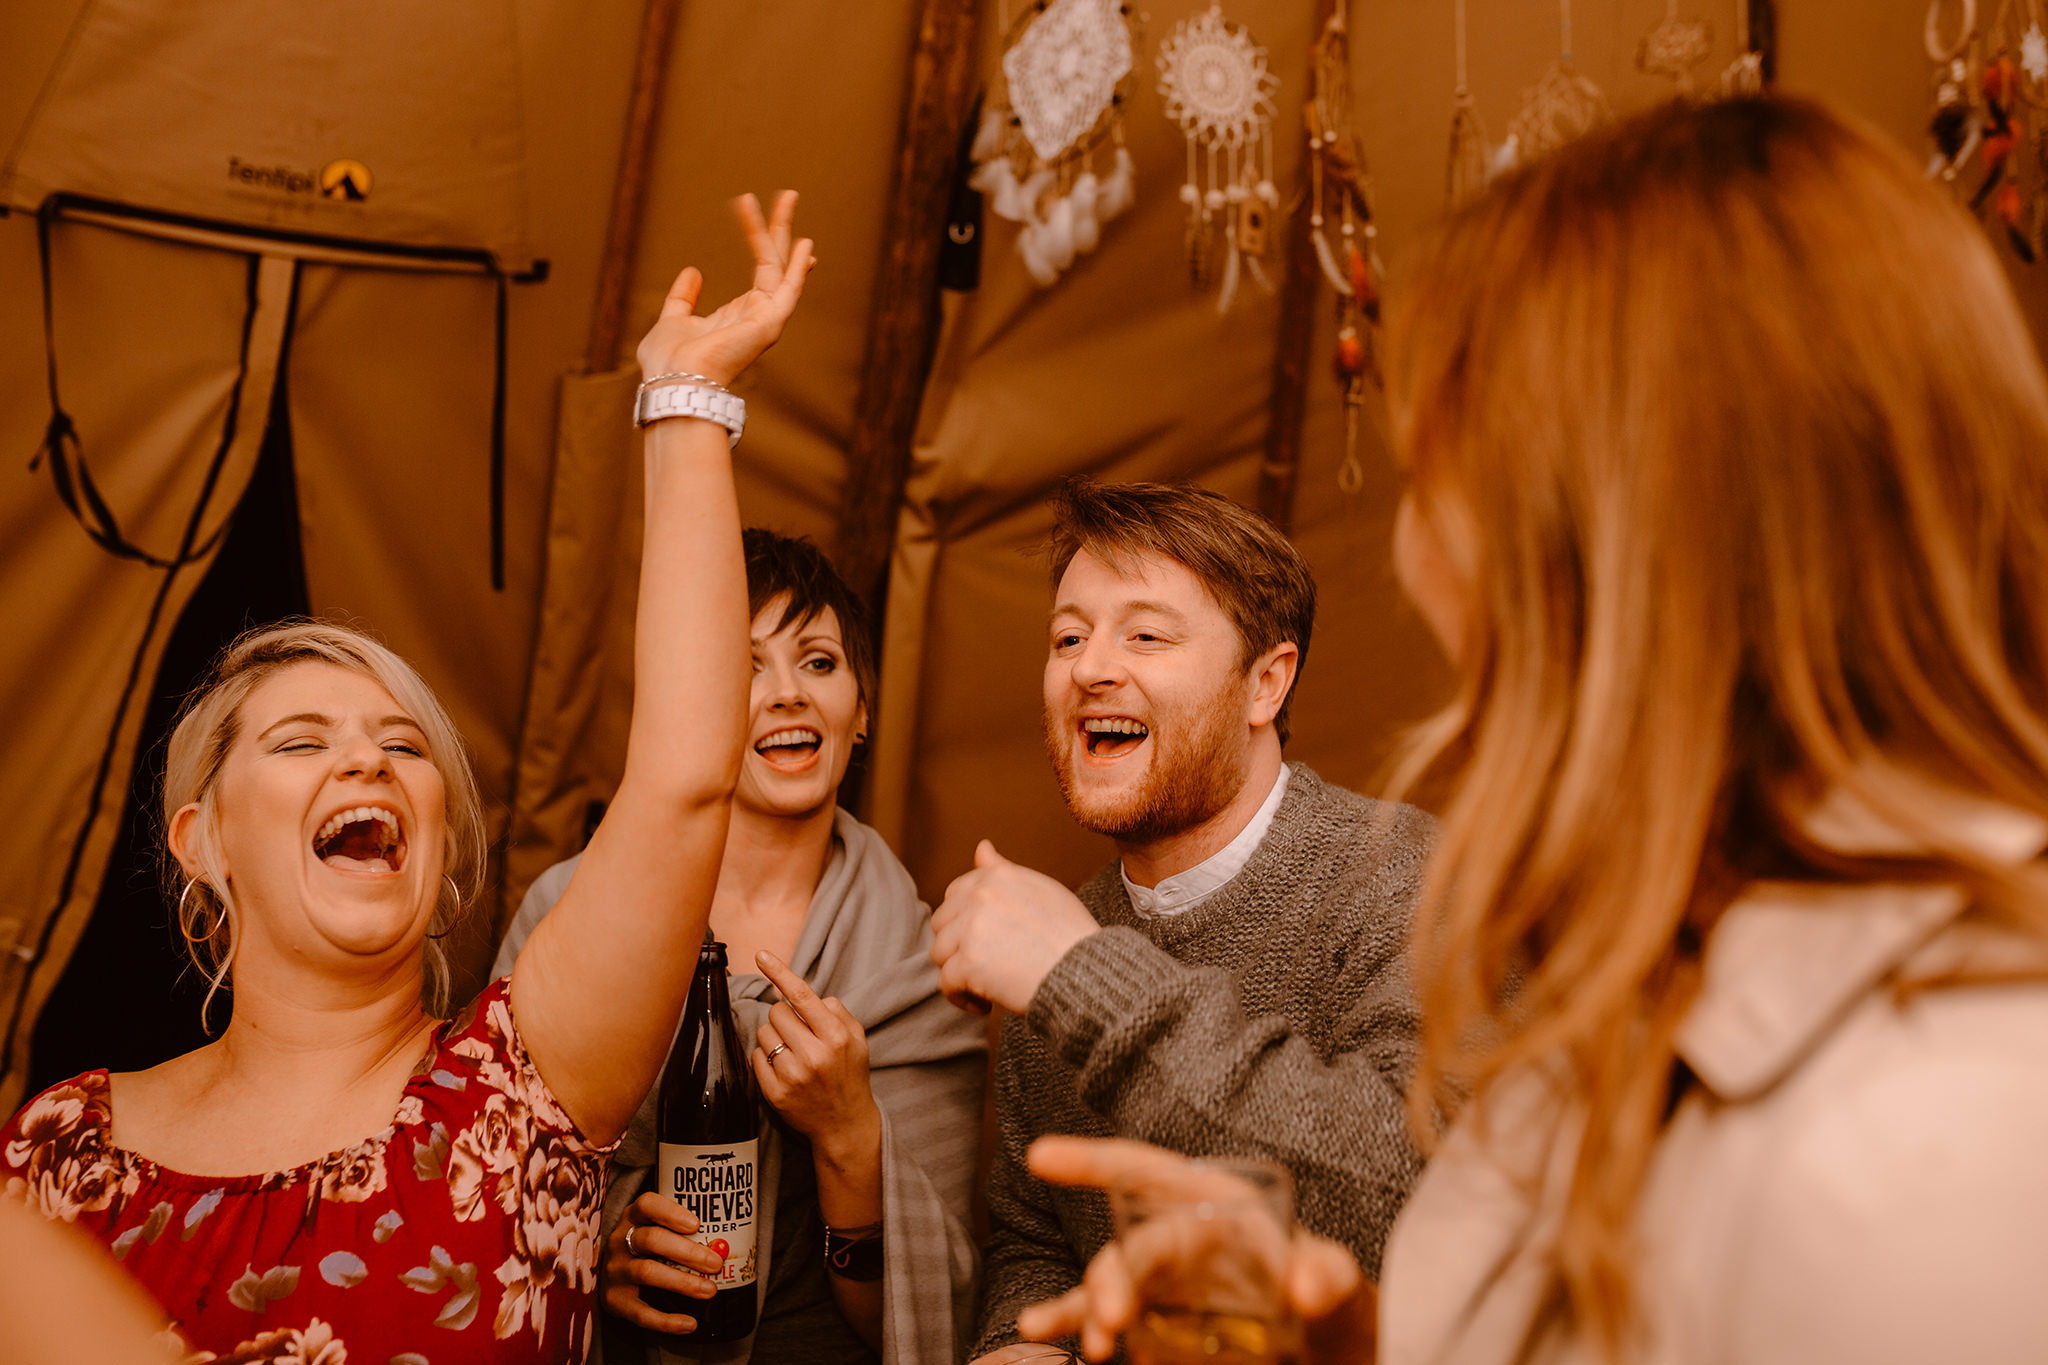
[[1997, 180, 2024, 228], [1335, 327, 1367, 377]]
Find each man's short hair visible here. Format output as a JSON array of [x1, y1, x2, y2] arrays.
[[1047, 479, 1316, 743], [743, 528, 877, 710]]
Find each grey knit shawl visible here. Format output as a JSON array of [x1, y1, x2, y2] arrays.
[[493, 808, 987, 1365]]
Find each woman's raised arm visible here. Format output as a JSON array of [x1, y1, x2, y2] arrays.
[[511, 192, 813, 1145]]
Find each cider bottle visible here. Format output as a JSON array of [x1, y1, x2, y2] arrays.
[[649, 937, 760, 1340]]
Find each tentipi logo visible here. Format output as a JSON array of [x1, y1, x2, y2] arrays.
[[320, 159, 373, 201]]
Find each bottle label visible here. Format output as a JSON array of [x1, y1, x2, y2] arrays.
[[657, 1140, 759, 1290]]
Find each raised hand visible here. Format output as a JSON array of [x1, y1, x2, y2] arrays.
[[635, 190, 815, 387]]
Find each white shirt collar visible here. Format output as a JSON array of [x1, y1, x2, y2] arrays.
[[1122, 766, 1292, 918]]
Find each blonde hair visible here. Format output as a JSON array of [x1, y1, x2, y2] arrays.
[[162, 620, 488, 1020], [1385, 96, 2048, 1353]]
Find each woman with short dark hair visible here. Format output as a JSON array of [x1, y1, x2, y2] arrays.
[[495, 529, 984, 1365]]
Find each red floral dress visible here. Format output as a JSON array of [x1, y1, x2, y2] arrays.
[[0, 980, 615, 1365]]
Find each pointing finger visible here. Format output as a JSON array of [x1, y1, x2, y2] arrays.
[[755, 950, 826, 1018]]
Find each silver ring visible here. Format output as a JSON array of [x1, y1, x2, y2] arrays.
[[766, 1043, 790, 1063], [624, 1224, 639, 1258]]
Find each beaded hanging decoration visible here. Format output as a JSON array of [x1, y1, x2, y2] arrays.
[[1157, 2, 1281, 313], [1637, 0, 1714, 92], [1925, 0, 1984, 185], [1447, 0, 1491, 206], [1304, 7, 1382, 495], [1933, 0, 2048, 262], [1498, 0, 1612, 174], [969, 0, 1143, 288]]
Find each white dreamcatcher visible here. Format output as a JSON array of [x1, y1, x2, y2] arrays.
[[1157, 3, 1281, 313], [970, 0, 1141, 288]]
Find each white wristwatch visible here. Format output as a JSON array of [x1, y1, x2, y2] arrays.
[[634, 383, 746, 446]]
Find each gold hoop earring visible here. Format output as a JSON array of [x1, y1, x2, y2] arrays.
[[427, 874, 461, 941], [177, 877, 227, 944]]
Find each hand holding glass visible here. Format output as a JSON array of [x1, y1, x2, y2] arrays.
[[1109, 1157, 1301, 1365]]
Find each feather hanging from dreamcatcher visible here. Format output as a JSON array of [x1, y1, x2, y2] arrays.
[[1157, 2, 1280, 314], [1721, 0, 1768, 93], [969, 0, 1142, 288]]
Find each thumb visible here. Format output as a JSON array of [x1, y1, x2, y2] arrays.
[[974, 839, 1009, 870], [659, 265, 703, 319]]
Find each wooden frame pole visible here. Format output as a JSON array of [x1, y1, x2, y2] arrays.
[[1258, 0, 1344, 534], [835, 0, 982, 605], [585, 0, 686, 374]]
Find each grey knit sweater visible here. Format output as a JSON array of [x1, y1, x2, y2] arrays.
[[972, 763, 1433, 1357]]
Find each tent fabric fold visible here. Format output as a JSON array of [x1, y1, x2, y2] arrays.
[[0, 240, 296, 1111]]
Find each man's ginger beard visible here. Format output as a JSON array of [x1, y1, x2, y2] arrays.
[[1042, 684, 1250, 846]]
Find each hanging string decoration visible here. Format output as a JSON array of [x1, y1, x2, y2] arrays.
[[969, 0, 1142, 288], [1499, 0, 1612, 174], [1156, 2, 1281, 314], [1447, 0, 1491, 205], [1721, 0, 1767, 93], [1637, 0, 1714, 92], [1936, 0, 2048, 262], [1304, 6, 1382, 495]]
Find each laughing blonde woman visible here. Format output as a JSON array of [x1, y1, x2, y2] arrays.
[[0, 193, 812, 1365]]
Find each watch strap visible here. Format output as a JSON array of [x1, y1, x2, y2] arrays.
[[634, 382, 746, 445]]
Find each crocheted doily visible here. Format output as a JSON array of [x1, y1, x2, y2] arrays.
[[1002, 0, 1134, 163], [1156, 2, 1278, 151]]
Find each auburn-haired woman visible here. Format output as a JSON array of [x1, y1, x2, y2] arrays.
[[1023, 96, 2048, 1364], [0, 193, 812, 1364], [494, 529, 984, 1365]]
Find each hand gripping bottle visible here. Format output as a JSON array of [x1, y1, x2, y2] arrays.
[[648, 937, 760, 1340]]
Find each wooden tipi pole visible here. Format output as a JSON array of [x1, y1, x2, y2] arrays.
[[835, 0, 982, 607], [1258, 0, 1344, 534], [586, 0, 686, 373]]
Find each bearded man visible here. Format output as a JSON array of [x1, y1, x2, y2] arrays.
[[930, 479, 1436, 1363]]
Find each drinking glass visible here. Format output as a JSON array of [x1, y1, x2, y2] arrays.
[[1108, 1156, 1300, 1365]]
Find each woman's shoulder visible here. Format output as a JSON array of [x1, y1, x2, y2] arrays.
[[829, 807, 927, 918], [428, 977, 615, 1154], [3, 1069, 113, 1166], [1691, 977, 2048, 1359]]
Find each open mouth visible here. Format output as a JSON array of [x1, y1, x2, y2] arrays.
[[753, 726, 822, 767], [1082, 717, 1149, 759], [313, 806, 407, 874]]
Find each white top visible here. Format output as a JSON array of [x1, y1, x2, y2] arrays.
[[1122, 765, 1292, 918]]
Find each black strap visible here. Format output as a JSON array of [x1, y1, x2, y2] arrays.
[[1, 252, 276, 1080], [28, 204, 244, 570], [490, 268, 508, 591]]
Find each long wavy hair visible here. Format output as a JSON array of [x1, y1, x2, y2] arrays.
[[1384, 96, 2048, 1352], [162, 620, 488, 1021]]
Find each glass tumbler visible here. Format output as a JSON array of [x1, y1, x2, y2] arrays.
[[1108, 1156, 1300, 1365]]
